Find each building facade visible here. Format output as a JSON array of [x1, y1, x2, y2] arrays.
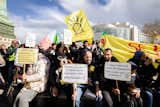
[[93, 22, 141, 42]]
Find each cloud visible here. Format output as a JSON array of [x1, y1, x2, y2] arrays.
[[125, 0, 160, 24], [8, 0, 160, 42], [8, 4, 67, 43], [59, 0, 160, 24]]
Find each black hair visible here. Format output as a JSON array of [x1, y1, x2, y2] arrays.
[[51, 43, 55, 46], [105, 48, 112, 52], [82, 49, 92, 57], [83, 40, 88, 44], [71, 42, 77, 47], [20, 44, 25, 48], [39, 49, 45, 54], [92, 41, 95, 45], [96, 41, 100, 45], [56, 43, 64, 52]]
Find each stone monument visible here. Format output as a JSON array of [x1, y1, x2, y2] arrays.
[[0, 0, 7, 17], [0, 0, 15, 46]]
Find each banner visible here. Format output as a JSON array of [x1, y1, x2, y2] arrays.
[[65, 10, 94, 42], [100, 35, 160, 64], [104, 62, 131, 81], [16, 48, 38, 64], [62, 64, 88, 84]]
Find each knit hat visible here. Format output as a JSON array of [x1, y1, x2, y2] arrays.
[[134, 50, 144, 60]]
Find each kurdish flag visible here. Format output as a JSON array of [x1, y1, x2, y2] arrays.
[[65, 9, 94, 42]]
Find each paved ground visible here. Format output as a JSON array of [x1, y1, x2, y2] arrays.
[[0, 90, 93, 107], [0, 92, 68, 107]]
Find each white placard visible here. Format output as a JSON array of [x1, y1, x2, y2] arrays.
[[104, 62, 131, 81], [25, 32, 36, 47], [47, 30, 56, 42], [64, 29, 72, 45], [62, 64, 88, 84]]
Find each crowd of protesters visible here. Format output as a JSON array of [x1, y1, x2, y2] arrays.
[[0, 39, 160, 107]]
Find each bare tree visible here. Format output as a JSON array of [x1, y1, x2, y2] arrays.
[[143, 20, 160, 36]]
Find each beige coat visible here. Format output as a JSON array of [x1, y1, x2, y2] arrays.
[[0, 55, 5, 67], [25, 54, 50, 93]]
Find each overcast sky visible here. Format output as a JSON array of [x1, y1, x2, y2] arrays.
[[7, 0, 160, 42]]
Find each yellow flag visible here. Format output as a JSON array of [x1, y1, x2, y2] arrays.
[[65, 10, 93, 42], [100, 35, 160, 65]]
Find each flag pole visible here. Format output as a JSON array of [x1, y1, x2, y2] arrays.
[[73, 83, 77, 107]]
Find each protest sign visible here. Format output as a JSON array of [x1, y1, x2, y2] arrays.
[[104, 62, 131, 81], [25, 32, 36, 47], [15, 48, 38, 64], [62, 64, 88, 84], [64, 29, 72, 45]]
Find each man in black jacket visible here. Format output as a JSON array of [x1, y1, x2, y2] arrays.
[[96, 48, 120, 107]]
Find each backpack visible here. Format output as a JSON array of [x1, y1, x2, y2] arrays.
[[121, 93, 143, 107]]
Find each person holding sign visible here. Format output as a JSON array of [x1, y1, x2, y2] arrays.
[[77, 40, 90, 63], [49, 43, 72, 107], [13, 50, 50, 107], [73, 49, 103, 107], [49, 43, 67, 96], [121, 61, 143, 107], [97, 48, 120, 107], [128, 51, 155, 107]]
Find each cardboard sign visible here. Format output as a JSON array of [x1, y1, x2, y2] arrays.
[[64, 29, 72, 45], [104, 62, 131, 81], [25, 32, 36, 47], [16, 48, 38, 64], [62, 64, 88, 84]]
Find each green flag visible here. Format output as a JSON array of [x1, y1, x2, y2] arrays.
[[102, 32, 108, 36], [53, 33, 59, 44]]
